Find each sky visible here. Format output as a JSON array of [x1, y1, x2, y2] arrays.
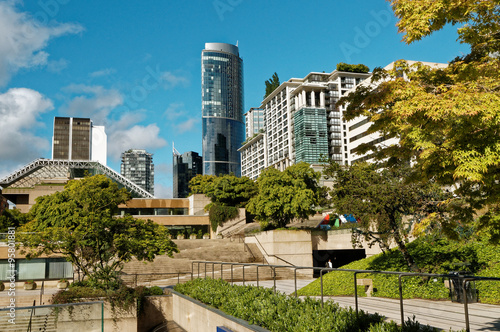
[[0, 0, 470, 198]]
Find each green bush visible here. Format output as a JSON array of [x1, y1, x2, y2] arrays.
[[174, 278, 437, 332], [336, 62, 370, 73], [208, 204, 239, 232], [52, 284, 165, 315]]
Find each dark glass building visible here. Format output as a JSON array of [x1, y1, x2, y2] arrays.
[[52, 117, 91, 160], [173, 151, 203, 198], [201, 43, 245, 176]]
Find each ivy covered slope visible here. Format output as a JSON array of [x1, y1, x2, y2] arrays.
[[298, 236, 500, 304], [174, 278, 438, 332]]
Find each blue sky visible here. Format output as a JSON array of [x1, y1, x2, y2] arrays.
[[0, 0, 469, 197]]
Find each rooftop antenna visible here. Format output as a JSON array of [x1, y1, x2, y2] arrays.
[[236, 40, 239, 47]]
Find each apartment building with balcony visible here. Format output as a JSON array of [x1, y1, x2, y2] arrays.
[[240, 67, 370, 179]]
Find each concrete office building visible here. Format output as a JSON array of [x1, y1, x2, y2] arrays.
[[239, 67, 370, 179], [121, 149, 155, 195], [201, 42, 245, 176], [52, 117, 107, 165], [173, 150, 203, 198]]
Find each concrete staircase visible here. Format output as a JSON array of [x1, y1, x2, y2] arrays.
[[0, 307, 56, 332], [121, 239, 268, 286]]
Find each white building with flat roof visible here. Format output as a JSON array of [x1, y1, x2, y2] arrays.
[[240, 67, 370, 179]]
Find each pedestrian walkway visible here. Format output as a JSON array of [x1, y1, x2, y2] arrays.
[[234, 280, 500, 332]]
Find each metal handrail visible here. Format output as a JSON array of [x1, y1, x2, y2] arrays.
[[249, 235, 294, 266], [119, 272, 191, 287], [190, 260, 500, 332]]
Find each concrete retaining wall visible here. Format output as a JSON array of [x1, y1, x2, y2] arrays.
[[171, 291, 268, 332]]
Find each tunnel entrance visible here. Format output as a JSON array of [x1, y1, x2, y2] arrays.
[[312, 249, 366, 277]]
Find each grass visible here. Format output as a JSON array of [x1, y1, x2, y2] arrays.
[[298, 236, 500, 304]]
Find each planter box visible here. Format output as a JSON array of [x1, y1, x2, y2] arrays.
[[177, 235, 185, 240], [189, 234, 197, 240], [57, 281, 69, 289], [24, 282, 37, 290], [171, 289, 268, 332]]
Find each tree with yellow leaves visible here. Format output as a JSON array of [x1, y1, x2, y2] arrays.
[[339, 0, 500, 241]]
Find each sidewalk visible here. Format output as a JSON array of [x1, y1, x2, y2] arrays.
[[234, 279, 500, 332]]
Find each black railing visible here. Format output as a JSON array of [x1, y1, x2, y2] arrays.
[[191, 260, 500, 332]]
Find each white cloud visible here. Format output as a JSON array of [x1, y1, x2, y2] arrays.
[[154, 183, 172, 198], [47, 58, 69, 73], [107, 124, 167, 161], [176, 118, 199, 134], [62, 84, 123, 124], [0, 2, 83, 86], [0, 88, 53, 177], [161, 71, 189, 89], [164, 102, 199, 133], [154, 163, 173, 198], [90, 68, 116, 78], [164, 102, 186, 120]]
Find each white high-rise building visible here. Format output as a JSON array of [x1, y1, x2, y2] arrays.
[[120, 149, 155, 195], [240, 67, 370, 179]]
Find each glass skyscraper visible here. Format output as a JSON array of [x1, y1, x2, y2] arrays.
[[173, 151, 202, 198], [202, 43, 244, 176]]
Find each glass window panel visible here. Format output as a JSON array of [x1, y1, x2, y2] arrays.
[[48, 259, 73, 279], [17, 259, 45, 280]]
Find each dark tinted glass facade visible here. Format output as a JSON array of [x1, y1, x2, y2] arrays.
[[71, 118, 91, 160], [173, 151, 202, 198], [52, 117, 91, 160], [202, 43, 244, 176]]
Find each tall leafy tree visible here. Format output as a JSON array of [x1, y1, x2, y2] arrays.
[[205, 175, 258, 208], [324, 161, 449, 270], [264, 72, 280, 99], [247, 162, 324, 228], [338, 0, 500, 240], [189, 174, 217, 195], [0, 208, 29, 233], [189, 174, 258, 231], [18, 175, 178, 287]]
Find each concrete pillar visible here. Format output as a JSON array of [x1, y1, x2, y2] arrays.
[[295, 96, 299, 111], [311, 91, 316, 107], [302, 90, 307, 107], [320, 91, 325, 107]]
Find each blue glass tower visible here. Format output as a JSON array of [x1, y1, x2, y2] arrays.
[[202, 43, 244, 176]]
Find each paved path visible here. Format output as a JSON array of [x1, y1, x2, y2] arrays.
[[234, 280, 500, 332]]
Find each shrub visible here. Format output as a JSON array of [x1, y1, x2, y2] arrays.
[[174, 278, 439, 332], [208, 204, 239, 232], [337, 62, 370, 73]]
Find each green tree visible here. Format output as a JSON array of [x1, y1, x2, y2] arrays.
[[205, 175, 258, 208], [324, 161, 448, 270], [338, 0, 500, 240], [247, 162, 324, 228], [0, 208, 29, 233], [189, 174, 217, 195], [18, 175, 178, 287], [264, 72, 280, 99]]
